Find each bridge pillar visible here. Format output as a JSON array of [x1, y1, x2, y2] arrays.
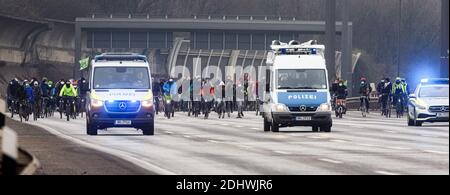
[[341, 0, 353, 96], [442, 0, 449, 78], [325, 0, 336, 81]]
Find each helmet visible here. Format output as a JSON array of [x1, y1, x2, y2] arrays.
[[48, 81, 53, 86], [42, 77, 48, 82], [33, 81, 39, 86], [169, 78, 174, 82], [219, 81, 225, 86], [360, 77, 367, 82]]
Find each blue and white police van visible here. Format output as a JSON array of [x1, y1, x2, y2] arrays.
[[86, 53, 155, 135], [262, 40, 332, 132]]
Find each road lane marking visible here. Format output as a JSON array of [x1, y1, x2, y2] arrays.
[[165, 131, 173, 134], [375, 170, 400, 175], [384, 130, 396, 133], [234, 126, 244, 128], [307, 136, 324, 139], [207, 140, 223, 144], [423, 150, 449, 155], [330, 139, 349, 143], [318, 158, 343, 164], [251, 128, 259, 130], [420, 134, 438, 138], [356, 143, 378, 147], [239, 145, 252, 149], [183, 135, 192, 138], [385, 146, 411, 150], [273, 150, 291, 155]]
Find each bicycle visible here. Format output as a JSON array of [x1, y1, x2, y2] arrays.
[[18, 100, 30, 122], [60, 96, 76, 121], [33, 100, 41, 121], [395, 95, 404, 118], [360, 96, 369, 117], [9, 98, 19, 118], [335, 99, 346, 119]]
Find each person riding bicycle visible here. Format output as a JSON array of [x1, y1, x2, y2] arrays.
[[401, 78, 410, 110], [163, 78, 177, 117], [31, 81, 43, 118], [331, 79, 340, 109], [6, 78, 20, 112], [236, 82, 245, 118], [41, 77, 50, 98], [336, 79, 348, 114], [59, 80, 78, 115], [40, 77, 51, 114], [24, 81, 33, 105], [359, 77, 372, 113], [152, 77, 162, 115], [391, 77, 406, 115], [380, 78, 392, 115]]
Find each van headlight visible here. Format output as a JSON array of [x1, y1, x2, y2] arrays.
[[272, 103, 290, 112], [416, 104, 427, 110], [91, 99, 104, 107], [415, 99, 427, 110], [317, 103, 332, 112], [142, 100, 153, 108]]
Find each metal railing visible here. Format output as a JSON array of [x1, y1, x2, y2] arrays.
[[88, 13, 299, 21]]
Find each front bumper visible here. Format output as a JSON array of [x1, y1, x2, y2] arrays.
[[87, 105, 154, 128], [415, 110, 449, 122], [272, 112, 332, 127]]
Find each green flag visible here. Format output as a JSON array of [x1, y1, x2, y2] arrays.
[[79, 57, 90, 70]]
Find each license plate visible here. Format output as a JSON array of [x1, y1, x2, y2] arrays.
[[437, 113, 449, 117], [296, 116, 312, 121], [115, 120, 132, 125]]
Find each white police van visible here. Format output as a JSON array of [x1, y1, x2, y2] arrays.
[[262, 40, 332, 132], [86, 53, 155, 135]]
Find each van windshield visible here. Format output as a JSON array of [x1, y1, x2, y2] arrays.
[[93, 67, 150, 89], [277, 69, 327, 89]]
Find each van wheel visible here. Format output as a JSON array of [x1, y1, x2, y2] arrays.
[[86, 120, 98, 135], [263, 118, 271, 132], [320, 126, 331, 133], [142, 125, 155, 136], [407, 115, 415, 126], [271, 122, 279, 132], [312, 126, 319, 132]]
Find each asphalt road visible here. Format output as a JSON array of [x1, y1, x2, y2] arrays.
[[5, 117, 154, 175], [9, 111, 449, 175]]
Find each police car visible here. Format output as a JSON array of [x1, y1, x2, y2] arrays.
[[262, 40, 332, 132], [407, 78, 449, 126], [86, 53, 155, 135]]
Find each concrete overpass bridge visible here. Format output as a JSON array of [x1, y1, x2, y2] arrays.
[[75, 14, 354, 81], [0, 12, 355, 92]]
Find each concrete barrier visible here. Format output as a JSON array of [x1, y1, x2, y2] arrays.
[[0, 98, 40, 175]]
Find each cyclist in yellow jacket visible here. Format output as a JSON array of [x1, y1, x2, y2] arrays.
[[59, 80, 77, 97]]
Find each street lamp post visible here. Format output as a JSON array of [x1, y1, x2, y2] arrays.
[[397, 0, 402, 78]]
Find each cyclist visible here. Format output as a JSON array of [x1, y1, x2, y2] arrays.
[[59, 80, 78, 118], [359, 77, 372, 113], [380, 78, 392, 116], [401, 78, 410, 110], [331, 78, 340, 110], [335, 79, 348, 115], [163, 78, 177, 118], [31, 81, 43, 120], [391, 77, 406, 116]]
